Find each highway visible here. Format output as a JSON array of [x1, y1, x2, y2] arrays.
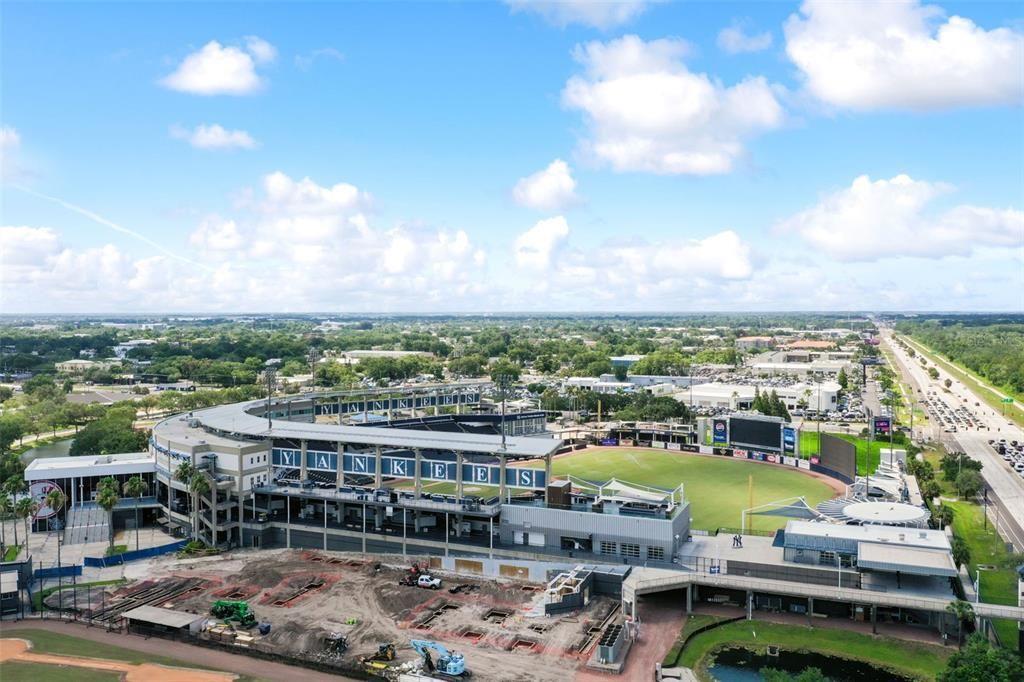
[[881, 330, 1024, 551]]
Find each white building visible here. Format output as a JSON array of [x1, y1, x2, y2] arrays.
[[113, 339, 158, 359], [748, 350, 855, 378], [676, 381, 840, 411]]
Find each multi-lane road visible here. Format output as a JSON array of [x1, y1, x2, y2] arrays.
[[882, 329, 1024, 551]]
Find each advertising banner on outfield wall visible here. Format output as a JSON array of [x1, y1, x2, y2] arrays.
[[667, 442, 681, 451], [783, 427, 796, 454], [620, 439, 634, 446], [679, 444, 700, 453], [599, 438, 619, 446], [651, 441, 666, 449], [712, 419, 728, 445], [798, 459, 811, 470], [713, 447, 732, 456]]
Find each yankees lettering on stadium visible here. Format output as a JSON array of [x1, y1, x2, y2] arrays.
[[272, 448, 546, 489]]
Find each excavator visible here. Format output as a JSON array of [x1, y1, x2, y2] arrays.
[[410, 639, 472, 679], [210, 600, 257, 628]]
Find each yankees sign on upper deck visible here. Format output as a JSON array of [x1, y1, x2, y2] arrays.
[[272, 448, 546, 489]]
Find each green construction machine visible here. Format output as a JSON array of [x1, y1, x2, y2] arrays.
[[211, 600, 257, 628]]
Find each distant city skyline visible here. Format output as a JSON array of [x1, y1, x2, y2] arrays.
[[1, 0, 1022, 313]]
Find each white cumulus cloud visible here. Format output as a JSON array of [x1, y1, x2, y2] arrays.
[[778, 174, 1024, 261], [189, 217, 245, 251], [161, 38, 276, 95], [508, 215, 756, 306], [244, 36, 278, 64], [513, 160, 579, 211], [513, 216, 571, 269], [717, 24, 773, 54], [1, 125, 26, 182], [562, 35, 785, 175], [506, 0, 650, 29], [170, 124, 258, 150], [784, 0, 1024, 109]]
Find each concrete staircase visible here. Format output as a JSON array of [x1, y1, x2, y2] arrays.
[[62, 503, 110, 545]]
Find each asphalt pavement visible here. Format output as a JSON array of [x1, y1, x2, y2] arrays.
[[882, 330, 1024, 551]]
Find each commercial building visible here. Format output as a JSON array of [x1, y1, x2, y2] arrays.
[[678, 381, 840, 412], [54, 359, 119, 375], [748, 350, 856, 378], [609, 355, 644, 369], [735, 336, 775, 351], [112, 339, 158, 359]]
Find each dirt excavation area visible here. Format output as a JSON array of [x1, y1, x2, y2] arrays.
[[0, 637, 236, 681], [103, 548, 620, 682]]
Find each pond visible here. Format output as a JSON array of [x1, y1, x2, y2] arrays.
[[20, 438, 74, 465], [708, 646, 914, 682]]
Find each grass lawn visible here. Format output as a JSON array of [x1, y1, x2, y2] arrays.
[[944, 500, 1022, 646], [3, 544, 20, 561], [678, 620, 951, 680], [31, 578, 126, 611], [662, 614, 728, 666], [798, 430, 883, 475], [396, 448, 835, 531], [0, 629, 262, 682], [1, 661, 121, 682]]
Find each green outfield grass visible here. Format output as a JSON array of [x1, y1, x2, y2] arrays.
[[799, 430, 883, 475], [401, 448, 835, 532]]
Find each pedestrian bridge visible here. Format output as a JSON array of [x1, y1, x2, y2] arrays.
[[622, 567, 1024, 623]]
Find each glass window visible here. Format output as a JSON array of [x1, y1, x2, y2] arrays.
[[620, 543, 640, 558]]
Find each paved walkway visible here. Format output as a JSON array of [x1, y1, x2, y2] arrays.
[[0, 620, 352, 682]]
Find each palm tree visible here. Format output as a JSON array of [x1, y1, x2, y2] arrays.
[[14, 497, 39, 548], [44, 488, 66, 535], [122, 476, 148, 552], [946, 599, 975, 647], [95, 476, 120, 554], [0, 490, 13, 554], [188, 472, 211, 546], [174, 461, 197, 541]]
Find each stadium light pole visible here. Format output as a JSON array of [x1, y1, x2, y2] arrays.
[[264, 360, 279, 430], [495, 374, 514, 452]]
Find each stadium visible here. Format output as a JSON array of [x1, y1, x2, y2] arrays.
[[21, 384, 1024, 661]]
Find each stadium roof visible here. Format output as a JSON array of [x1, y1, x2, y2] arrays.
[[784, 520, 950, 551], [170, 399, 560, 459]]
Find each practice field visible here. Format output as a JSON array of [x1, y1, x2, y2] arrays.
[[403, 448, 838, 532]]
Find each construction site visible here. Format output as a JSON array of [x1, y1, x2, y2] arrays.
[[48, 548, 629, 682]]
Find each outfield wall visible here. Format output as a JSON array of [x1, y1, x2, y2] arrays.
[[590, 438, 855, 485]]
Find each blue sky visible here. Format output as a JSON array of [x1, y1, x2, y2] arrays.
[[1, 0, 1022, 313]]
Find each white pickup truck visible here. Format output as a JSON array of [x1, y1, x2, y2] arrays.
[[416, 574, 442, 590]]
